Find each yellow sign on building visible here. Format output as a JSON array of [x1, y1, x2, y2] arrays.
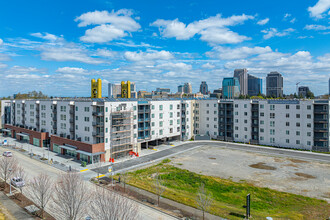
[[121, 81, 131, 98], [91, 78, 102, 98]]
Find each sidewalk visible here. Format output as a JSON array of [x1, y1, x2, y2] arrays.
[[0, 192, 34, 220]]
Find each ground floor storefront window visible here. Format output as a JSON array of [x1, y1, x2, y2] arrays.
[[80, 154, 89, 163], [33, 138, 40, 147], [53, 144, 61, 154], [65, 149, 77, 157]]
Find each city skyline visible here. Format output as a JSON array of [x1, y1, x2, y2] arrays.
[[0, 0, 330, 97]]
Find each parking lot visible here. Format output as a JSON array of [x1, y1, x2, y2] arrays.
[[170, 145, 330, 201]]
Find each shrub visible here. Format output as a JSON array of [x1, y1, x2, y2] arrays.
[[81, 161, 87, 167]]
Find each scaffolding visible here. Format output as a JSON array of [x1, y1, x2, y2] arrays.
[[110, 109, 133, 159]]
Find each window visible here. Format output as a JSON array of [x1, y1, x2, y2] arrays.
[[84, 107, 89, 112], [30, 111, 34, 116], [286, 130, 290, 135], [286, 122, 290, 126], [206, 110, 209, 114], [133, 115, 136, 120], [270, 113, 275, 118], [152, 131, 155, 135], [296, 131, 300, 136], [214, 111, 217, 114], [106, 138, 108, 143], [244, 112, 247, 116], [235, 104, 238, 108], [133, 106, 136, 111], [214, 104, 216, 107], [84, 126, 90, 132], [41, 112, 46, 118], [151, 113, 154, 118], [307, 114, 311, 119], [214, 117, 217, 121], [170, 104, 173, 110], [296, 122, 300, 127], [260, 104, 264, 109], [30, 104, 34, 109], [245, 135, 247, 139], [235, 134, 239, 138], [159, 121, 163, 127], [244, 127, 247, 131], [177, 112, 180, 117], [270, 105, 275, 110], [41, 120, 46, 126], [41, 105, 46, 110], [235, 119, 238, 123], [206, 104, 209, 107], [75, 116, 78, 120], [152, 122, 155, 127], [177, 119, 180, 124], [60, 106, 66, 112], [214, 125, 217, 128], [76, 125, 78, 130], [307, 132, 311, 137], [286, 113, 290, 118], [159, 105, 163, 110], [307, 123, 311, 128], [60, 123, 66, 129], [106, 107, 108, 112], [84, 136, 90, 142], [260, 136, 264, 141], [307, 141, 311, 145], [170, 112, 173, 118], [235, 126, 238, 130], [286, 105, 289, 109], [206, 117, 209, 121], [160, 130, 163, 135], [260, 112, 264, 117], [170, 120, 173, 125], [152, 105, 155, 110], [270, 121, 275, 127], [296, 114, 300, 118], [296, 105, 300, 110], [296, 140, 300, 144], [84, 117, 89, 122], [235, 112, 238, 115], [30, 118, 34, 123], [260, 120, 264, 125], [307, 105, 311, 110], [206, 124, 209, 128], [60, 114, 66, 121], [260, 128, 264, 133], [244, 120, 247, 124], [75, 106, 78, 111], [270, 137, 275, 143], [159, 113, 163, 119], [270, 129, 275, 135], [244, 104, 247, 108], [106, 117, 108, 122], [286, 139, 290, 143]]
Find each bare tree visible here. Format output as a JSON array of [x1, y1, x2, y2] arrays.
[[90, 186, 139, 220], [52, 172, 90, 220], [93, 161, 103, 182], [0, 156, 18, 190], [196, 183, 213, 220], [27, 173, 53, 219], [120, 170, 131, 193], [153, 171, 166, 206]]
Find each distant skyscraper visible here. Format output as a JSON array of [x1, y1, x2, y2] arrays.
[[298, 86, 310, 98], [108, 83, 113, 98], [199, 81, 209, 95], [266, 72, 283, 97], [183, 83, 192, 94], [108, 82, 135, 98], [329, 78, 330, 95], [248, 74, 262, 96], [234, 68, 248, 95], [178, 85, 184, 93], [156, 88, 170, 93], [222, 77, 240, 99]]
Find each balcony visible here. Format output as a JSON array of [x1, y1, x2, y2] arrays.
[[36, 114, 40, 118], [314, 128, 328, 132], [70, 127, 74, 132], [314, 108, 328, 114], [92, 121, 104, 126], [69, 110, 74, 114], [53, 117, 57, 121], [92, 111, 104, 116], [92, 132, 104, 137], [314, 118, 328, 123], [69, 119, 74, 123]]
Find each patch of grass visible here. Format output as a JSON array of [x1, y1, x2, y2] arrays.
[[126, 164, 330, 219]]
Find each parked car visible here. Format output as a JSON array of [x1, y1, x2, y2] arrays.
[[3, 151, 12, 157], [11, 177, 25, 188]]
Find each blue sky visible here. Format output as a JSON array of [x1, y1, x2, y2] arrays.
[[0, 0, 330, 97]]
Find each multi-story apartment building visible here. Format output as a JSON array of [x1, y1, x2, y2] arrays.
[[195, 99, 329, 152]]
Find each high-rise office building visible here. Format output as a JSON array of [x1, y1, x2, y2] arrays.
[[156, 88, 171, 93], [222, 77, 240, 99], [178, 85, 184, 93], [234, 69, 248, 95], [248, 74, 262, 96], [328, 78, 330, 95], [199, 81, 209, 95], [108, 82, 136, 98], [298, 86, 310, 98], [266, 72, 283, 97], [183, 83, 192, 94]]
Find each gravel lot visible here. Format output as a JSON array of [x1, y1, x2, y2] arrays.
[[171, 145, 330, 202]]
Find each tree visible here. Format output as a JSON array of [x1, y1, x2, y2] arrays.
[[196, 183, 213, 220], [0, 156, 18, 190], [13, 165, 27, 201], [27, 173, 53, 219], [90, 186, 139, 220], [153, 171, 166, 206], [120, 170, 131, 193], [93, 161, 103, 182], [52, 172, 90, 220]]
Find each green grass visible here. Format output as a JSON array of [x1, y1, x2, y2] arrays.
[[121, 163, 330, 219]]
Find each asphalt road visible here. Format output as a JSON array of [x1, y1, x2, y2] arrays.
[[94, 141, 330, 174], [0, 146, 178, 220]]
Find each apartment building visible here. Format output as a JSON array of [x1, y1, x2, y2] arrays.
[[195, 99, 329, 152]]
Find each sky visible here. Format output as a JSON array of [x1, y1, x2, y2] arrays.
[[0, 0, 330, 97]]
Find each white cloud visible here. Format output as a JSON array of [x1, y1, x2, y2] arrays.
[[0, 53, 11, 61], [40, 47, 103, 64], [56, 67, 88, 75], [151, 14, 254, 44], [124, 50, 173, 61], [308, 0, 330, 18], [75, 10, 141, 43], [284, 13, 291, 19], [96, 48, 117, 57], [30, 32, 62, 41], [156, 62, 192, 72], [206, 46, 272, 60], [304, 24, 330, 30], [202, 63, 215, 69], [261, 28, 295, 39], [257, 18, 269, 25], [0, 38, 3, 45], [4, 65, 47, 75]]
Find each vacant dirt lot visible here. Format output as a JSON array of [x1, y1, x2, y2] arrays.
[[171, 145, 330, 202]]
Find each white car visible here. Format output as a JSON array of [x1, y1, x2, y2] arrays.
[[3, 151, 12, 157], [11, 177, 25, 188]]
